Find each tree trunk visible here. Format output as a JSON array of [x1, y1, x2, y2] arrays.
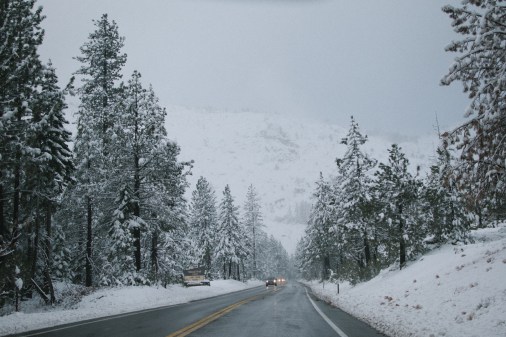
[[399, 204, 406, 269], [0, 180, 4, 242], [252, 227, 256, 279], [133, 87, 142, 272], [85, 195, 93, 287], [44, 205, 55, 304], [133, 227, 141, 272], [30, 214, 40, 281], [323, 254, 330, 280], [133, 157, 141, 272], [12, 161, 20, 246], [204, 247, 211, 275], [151, 230, 158, 278]]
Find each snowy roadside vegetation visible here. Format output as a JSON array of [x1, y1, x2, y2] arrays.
[[303, 224, 506, 337], [0, 279, 263, 336]]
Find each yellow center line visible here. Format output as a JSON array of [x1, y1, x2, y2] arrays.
[[166, 294, 262, 337]]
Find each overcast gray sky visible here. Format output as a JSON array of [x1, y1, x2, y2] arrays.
[[37, 0, 467, 140]]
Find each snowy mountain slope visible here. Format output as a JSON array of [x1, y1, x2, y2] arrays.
[[304, 224, 506, 337], [164, 106, 439, 253]]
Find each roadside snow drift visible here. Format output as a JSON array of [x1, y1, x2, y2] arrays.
[[305, 224, 506, 337], [0, 279, 263, 336]]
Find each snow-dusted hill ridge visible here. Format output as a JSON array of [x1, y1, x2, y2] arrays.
[[165, 106, 440, 253]]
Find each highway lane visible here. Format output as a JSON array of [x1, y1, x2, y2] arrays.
[[7, 286, 267, 337], [185, 282, 385, 337], [8, 282, 385, 337]]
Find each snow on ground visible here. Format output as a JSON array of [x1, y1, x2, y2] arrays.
[[303, 224, 506, 337], [0, 279, 263, 336]]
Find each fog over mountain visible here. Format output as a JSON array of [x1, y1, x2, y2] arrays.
[[165, 106, 440, 253]]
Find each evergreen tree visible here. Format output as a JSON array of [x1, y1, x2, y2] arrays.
[[374, 144, 424, 269], [189, 177, 218, 276], [305, 173, 336, 280], [102, 185, 144, 286], [27, 61, 74, 303], [333, 116, 377, 280], [1, 0, 44, 271], [214, 185, 246, 280], [423, 147, 472, 244], [51, 222, 74, 282], [72, 13, 127, 287], [242, 184, 264, 279], [145, 140, 192, 283], [441, 1, 506, 219], [0, 0, 75, 308]]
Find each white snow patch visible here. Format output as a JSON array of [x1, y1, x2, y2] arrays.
[[14, 279, 23, 291], [0, 279, 263, 336], [303, 224, 506, 337]]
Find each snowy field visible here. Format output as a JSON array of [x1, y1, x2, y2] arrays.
[[0, 279, 263, 336], [304, 224, 506, 337]]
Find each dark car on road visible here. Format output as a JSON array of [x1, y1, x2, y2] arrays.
[[265, 277, 277, 287]]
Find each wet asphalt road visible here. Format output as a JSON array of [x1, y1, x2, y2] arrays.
[[8, 282, 385, 337], [188, 282, 385, 337]]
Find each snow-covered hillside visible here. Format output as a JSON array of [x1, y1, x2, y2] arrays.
[[165, 106, 440, 253], [304, 224, 506, 337]]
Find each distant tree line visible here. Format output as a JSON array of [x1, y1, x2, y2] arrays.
[[0, 1, 288, 313], [296, 0, 506, 284]]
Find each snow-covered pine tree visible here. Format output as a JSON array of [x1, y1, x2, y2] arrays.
[[214, 185, 246, 280], [74, 13, 126, 149], [51, 222, 74, 282], [304, 173, 336, 280], [72, 13, 127, 287], [242, 184, 264, 279], [189, 177, 218, 277], [294, 236, 314, 280], [110, 71, 167, 274], [258, 234, 289, 279], [333, 116, 377, 280], [102, 185, 144, 286], [144, 140, 192, 284], [0, 0, 62, 309], [441, 1, 506, 221], [374, 144, 424, 269], [423, 147, 472, 244], [26, 61, 74, 302]]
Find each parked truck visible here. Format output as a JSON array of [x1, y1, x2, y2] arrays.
[[183, 267, 210, 287]]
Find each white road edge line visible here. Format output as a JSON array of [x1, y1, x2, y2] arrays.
[[305, 288, 350, 337]]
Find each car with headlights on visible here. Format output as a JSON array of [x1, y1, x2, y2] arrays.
[[265, 277, 277, 287]]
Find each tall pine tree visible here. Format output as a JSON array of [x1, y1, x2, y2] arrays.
[[189, 177, 218, 276], [333, 116, 377, 280], [242, 184, 264, 279], [214, 185, 246, 280], [72, 13, 127, 287]]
